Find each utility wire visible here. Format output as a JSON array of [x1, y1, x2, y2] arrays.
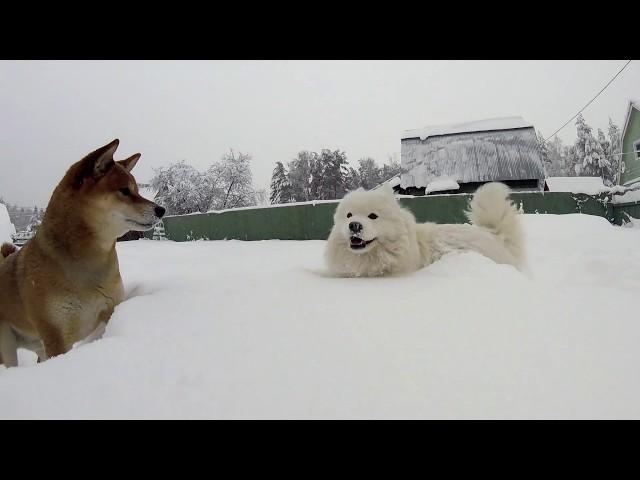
[[543, 60, 632, 142]]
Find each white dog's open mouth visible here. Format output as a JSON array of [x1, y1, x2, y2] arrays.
[[350, 237, 376, 250]]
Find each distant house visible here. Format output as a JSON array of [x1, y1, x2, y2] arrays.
[[399, 116, 546, 195], [619, 100, 640, 186]]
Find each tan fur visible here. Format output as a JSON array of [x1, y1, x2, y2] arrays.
[[0, 139, 165, 367]]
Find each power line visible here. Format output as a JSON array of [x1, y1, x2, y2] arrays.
[[543, 60, 632, 143]]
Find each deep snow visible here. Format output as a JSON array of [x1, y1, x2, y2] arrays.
[[2, 214, 640, 419]]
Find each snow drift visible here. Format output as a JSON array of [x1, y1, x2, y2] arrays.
[[2, 214, 640, 419]]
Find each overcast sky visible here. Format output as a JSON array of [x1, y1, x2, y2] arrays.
[[1, 60, 638, 207]]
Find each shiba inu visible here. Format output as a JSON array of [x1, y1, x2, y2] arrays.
[[0, 139, 165, 367], [325, 182, 524, 277]]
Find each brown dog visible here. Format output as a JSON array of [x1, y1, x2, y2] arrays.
[[0, 139, 165, 367]]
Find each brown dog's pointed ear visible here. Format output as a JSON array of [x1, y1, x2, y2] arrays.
[[89, 139, 119, 176], [118, 153, 141, 172], [76, 139, 119, 186]]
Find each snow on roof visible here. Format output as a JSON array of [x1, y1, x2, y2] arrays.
[[545, 177, 610, 195], [371, 174, 401, 191], [1, 203, 16, 244], [425, 177, 460, 194], [402, 116, 534, 141]]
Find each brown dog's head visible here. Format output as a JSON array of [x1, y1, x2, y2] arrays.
[[67, 139, 165, 238]]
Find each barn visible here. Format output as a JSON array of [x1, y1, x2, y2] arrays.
[[399, 117, 546, 195]]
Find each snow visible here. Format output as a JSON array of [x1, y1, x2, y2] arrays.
[[3, 214, 640, 419], [402, 116, 533, 141], [622, 214, 640, 228], [425, 177, 460, 194], [612, 183, 640, 204], [0, 203, 16, 244], [545, 176, 610, 195]]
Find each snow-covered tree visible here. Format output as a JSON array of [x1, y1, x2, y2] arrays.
[[209, 150, 256, 210], [316, 149, 349, 200], [380, 155, 402, 182], [287, 151, 315, 202], [574, 114, 610, 181], [254, 188, 269, 206], [345, 166, 361, 192], [564, 145, 579, 176], [357, 157, 381, 190], [607, 118, 622, 185], [152, 161, 209, 215], [537, 130, 553, 175], [269, 162, 292, 204]]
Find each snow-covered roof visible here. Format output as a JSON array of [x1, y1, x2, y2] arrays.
[[621, 99, 640, 142], [424, 177, 460, 194], [371, 174, 401, 191], [1, 203, 16, 244], [544, 177, 610, 195], [402, 116, 534, 141]]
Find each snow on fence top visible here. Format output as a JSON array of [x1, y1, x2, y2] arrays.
[[402, 116, 533, 141], [1, 203, 16, 244], [544, 177, 610, 196]]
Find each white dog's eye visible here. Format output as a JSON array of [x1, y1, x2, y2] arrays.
[[347, 213, 352, 218], [368, 213, 378, 220]]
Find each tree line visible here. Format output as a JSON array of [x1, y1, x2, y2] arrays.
[[270, 150, 401, 204], [537, 113, 623, 186]]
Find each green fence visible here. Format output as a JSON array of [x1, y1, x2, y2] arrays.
[[158, 191, 618, 242], [613, 201, 640, 226]]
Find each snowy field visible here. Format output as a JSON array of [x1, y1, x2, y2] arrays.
[[2, 214, 640, 419]]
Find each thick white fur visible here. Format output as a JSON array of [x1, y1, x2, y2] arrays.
[[325, 182, 524, 277]]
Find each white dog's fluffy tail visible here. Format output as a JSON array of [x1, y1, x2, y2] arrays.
[[466, 182, 524, 266]]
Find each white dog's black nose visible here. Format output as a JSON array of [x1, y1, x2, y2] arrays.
[[349, 221, 363, 234]]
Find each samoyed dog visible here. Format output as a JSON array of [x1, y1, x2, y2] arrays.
[[325, 182, 524, 277]]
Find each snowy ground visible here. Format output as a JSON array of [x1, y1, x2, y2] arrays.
[[2, 214, 640, 419]]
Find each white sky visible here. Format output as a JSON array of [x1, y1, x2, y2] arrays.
[[1, 60, 638, 207]]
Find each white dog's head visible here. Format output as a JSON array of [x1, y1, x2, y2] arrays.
[[330, 183, 411, 255], [325, 183, 420, 277]]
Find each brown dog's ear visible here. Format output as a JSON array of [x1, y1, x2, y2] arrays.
[[118, 153, 141, 172], [76, 139, 119, 185]]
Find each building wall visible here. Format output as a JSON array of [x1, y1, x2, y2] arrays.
[[401, 127, 545, 190], [621, 107, 640, 185]]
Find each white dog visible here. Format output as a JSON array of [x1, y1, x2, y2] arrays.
[[325, 182, 524, 277]]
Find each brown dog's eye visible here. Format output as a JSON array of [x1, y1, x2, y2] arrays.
[[368, 213, 378, 219], [347, 212, 352, 218], [119, 187, 132, 196]]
